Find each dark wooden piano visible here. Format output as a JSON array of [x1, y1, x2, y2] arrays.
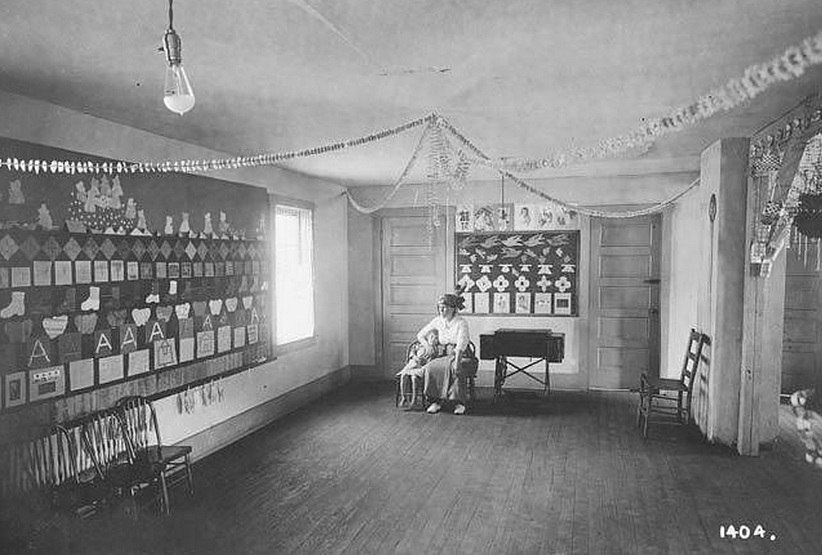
[[479, 328, 565, 401]]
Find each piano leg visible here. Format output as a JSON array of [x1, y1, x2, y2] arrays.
[[494, 356, 505, 403], [544, 360, 550, 397]]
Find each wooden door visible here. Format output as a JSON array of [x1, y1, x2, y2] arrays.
[[781, 246, 822, 393], [588, 215, 661, 389], [381, 213, 447, 378]]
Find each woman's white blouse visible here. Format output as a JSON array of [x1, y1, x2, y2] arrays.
[[417, 315, 469, 353]]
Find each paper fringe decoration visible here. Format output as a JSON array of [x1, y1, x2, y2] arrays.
[[2, 27, 822, 180], [5, 26, 822, 223]]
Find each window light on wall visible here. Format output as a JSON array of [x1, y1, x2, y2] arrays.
[[275, 204, 315, 344]]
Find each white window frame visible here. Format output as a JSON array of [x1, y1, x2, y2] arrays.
[[272, 198, 317, 350]]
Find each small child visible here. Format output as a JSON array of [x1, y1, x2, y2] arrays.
[[397, 329, 443, 408]]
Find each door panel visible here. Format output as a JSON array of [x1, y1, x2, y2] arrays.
[[601, 255, 652, 277], [381, 214, 446, 378], [589, 215, 660, 389], [781, 248, 822, 393]]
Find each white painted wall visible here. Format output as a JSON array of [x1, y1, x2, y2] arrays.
[[347, 206, 376, 366], [0, 90, 349, 449], [348, 170, 698, 389]]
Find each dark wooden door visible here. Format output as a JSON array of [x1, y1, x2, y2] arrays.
[[381, 213, 446, 378], [781, 246, 822, 393], [588, 215, 661, 389]]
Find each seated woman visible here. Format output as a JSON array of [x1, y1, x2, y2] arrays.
[[417, 286, 471, 415]]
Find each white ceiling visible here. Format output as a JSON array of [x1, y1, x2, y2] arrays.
[[1, 0, 821, 186]]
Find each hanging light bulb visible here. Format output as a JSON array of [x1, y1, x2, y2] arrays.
[[162, 0, 195, 115]]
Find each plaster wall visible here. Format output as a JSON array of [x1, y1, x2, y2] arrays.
[[0, 91, 350, 453], [349, 171, 697, 388], [347, 207, 376, 366]]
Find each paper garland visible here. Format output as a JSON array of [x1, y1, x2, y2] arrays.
[[2, 26, 821, 181]]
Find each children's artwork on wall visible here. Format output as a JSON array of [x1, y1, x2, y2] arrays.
[[455, 204, 474, 233], [0, 137, 272, 413], [496, 204, 513, 232], [472, 205, 497, 232], [456, 230, 579, 316], [458, 202, 580, 232], [514, 204, 535, 231], [532, 202, 579, 230]]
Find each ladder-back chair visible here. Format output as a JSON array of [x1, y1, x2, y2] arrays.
[[636, 328, 710, 438], [116, 395, 194, 514]]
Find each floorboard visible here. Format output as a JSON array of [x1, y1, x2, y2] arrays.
[[25, 383, 822, 555]]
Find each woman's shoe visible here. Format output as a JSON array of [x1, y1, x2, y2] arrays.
[[453, 404, 466, 415], [426, 402, 442, 414]]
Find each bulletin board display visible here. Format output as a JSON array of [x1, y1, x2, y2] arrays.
[[0, 137, 271, 412], [455, 231, 579, 316]]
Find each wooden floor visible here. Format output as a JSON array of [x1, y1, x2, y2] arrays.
[[44, 382, 822, 555]]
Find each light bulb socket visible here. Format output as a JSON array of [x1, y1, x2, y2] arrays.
[[163, 28, 182, 66]]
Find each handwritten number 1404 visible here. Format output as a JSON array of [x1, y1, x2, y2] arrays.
[[720, 524, 775, 541]]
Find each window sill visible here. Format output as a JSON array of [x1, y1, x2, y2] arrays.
[[277, 335, 318, 354]]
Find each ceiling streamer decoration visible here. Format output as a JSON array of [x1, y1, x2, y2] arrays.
[[1, 26, 821, 220], [498, 27, 822, 173]]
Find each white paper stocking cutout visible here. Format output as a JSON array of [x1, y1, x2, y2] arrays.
[[81, 286, 100, 311], [0, 291, 25, 318]]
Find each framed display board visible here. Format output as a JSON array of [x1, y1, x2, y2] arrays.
[[455, 230, 579, 316], [0, 137, 271, 412]]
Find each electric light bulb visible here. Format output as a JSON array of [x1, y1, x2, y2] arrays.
[[163, 63, 195, 115]]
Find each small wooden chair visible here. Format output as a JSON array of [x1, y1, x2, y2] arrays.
[[0, 425, 108, 550], [116, 396, 194, 514], [80, 407, 163, 517], [636, 328, 709, 438], [395, 340, 479, 408]]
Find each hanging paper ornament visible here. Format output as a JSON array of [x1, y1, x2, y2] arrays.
[[761, 200, 783, 226]]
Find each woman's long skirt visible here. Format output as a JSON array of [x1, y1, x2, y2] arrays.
[[423, 356, 465, 403]]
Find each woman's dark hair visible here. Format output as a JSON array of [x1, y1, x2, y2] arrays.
[[438, 284, 466, 311]]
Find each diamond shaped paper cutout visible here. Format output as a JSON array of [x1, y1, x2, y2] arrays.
[[457, 274, 475, 291], [131, 239, 146, 259], [196, 242, 208, 260], [219, 242, 230, 259], [99, 238, 117, 260], [0, 235, 18, 260], [237, 243, 247, 259], [160, 240, 173, 260], [147, 240, 160, 260], [20, 236, 40, 260], [208, 242, 219, 259], [185, 241, 197, 260], [83, 238, 99, 260], [173, 240, 185, 259], [42, 237, 62, 261], [247, 244, 257, 260], [118, 239, 131, 259], [63, 238, 81, 261]]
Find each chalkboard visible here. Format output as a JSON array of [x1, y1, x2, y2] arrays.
[[456, 231, 579, 316]]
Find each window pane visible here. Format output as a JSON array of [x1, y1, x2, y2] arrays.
[[275, 205, 314, 344]]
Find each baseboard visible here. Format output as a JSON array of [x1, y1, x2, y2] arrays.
[[181, 366, 351, 462], [350, 364, 386, 381]]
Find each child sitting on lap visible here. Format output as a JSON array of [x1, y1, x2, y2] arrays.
[[397, 329, 444, 408]]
